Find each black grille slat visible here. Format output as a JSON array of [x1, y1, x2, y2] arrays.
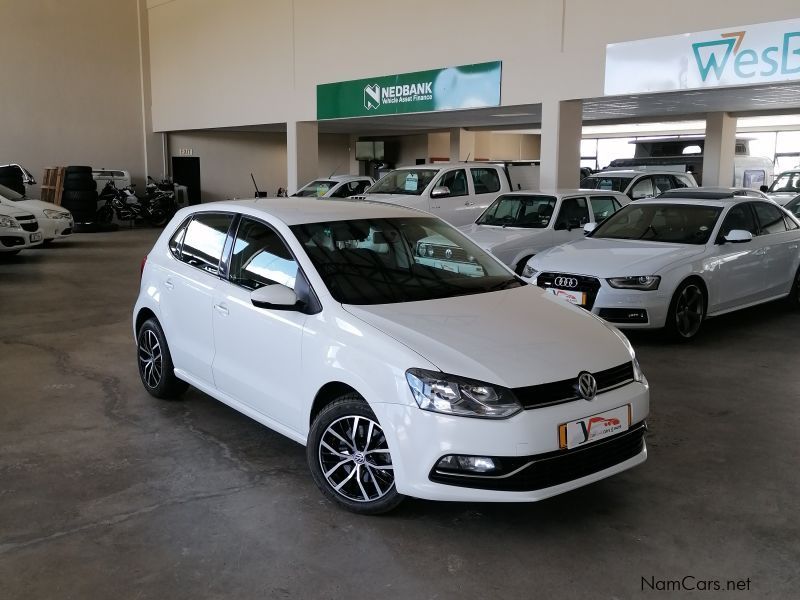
[[20, 221, 38, 232], [429, 423, 646, 492], [513, 361, 634, 409], [536, 272, 601, 309]]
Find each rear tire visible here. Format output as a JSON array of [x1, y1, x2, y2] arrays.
[[307, 394, 404, 515], [136, 318, 188, 399], [787, 267, 800, 309], [665, 279, 706, 341]]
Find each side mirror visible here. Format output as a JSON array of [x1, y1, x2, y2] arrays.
[[723, 229, 753, 244], [250, 283, 301, 310], [583, 222, 598, 235], [759, 185, 769, 193], [430, 186, 451, 199]]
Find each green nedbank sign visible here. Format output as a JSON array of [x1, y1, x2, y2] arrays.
[[317, 61, 502, 120], [605, 18, 800, 95]]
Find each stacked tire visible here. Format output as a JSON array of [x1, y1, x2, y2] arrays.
[[0, 165, 25, 195], [60, 166, 97, 224]]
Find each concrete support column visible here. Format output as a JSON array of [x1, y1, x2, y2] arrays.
[[286, 120, 318, 194], [703, 112, 737, 187], [449, 128, 475, 161], [539, 99, 582, 190], [348, 134, 360, 175]]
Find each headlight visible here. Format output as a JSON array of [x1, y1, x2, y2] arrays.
[[632, 356, 644, 383], [417, 243, 428, 257], [607, 325, 646, 384], [522, 263, 538, 278], [607, 276, 660, 290], [0, 216, 20, 229], [43, 209, 71, 219], [406, 368, 522, 419]]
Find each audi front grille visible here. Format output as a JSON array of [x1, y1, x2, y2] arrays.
[[536, 272, 601, 309]]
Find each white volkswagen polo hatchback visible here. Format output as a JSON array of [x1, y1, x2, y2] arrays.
[[133, 198, 649, 514]]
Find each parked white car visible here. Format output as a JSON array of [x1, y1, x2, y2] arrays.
[[764, 170, 800, 205], [783, 194, 800, 220], [523, 196, 800, 340], [458, 190, 629, 273], [355, 162, 511, 226], [657, 186, 773, 202], [581, 169, 697, 201], [0, 204, 43, 255], [0, 184, 73, 243], [293, 174, 374, 198], [134, 198, 649, 513]]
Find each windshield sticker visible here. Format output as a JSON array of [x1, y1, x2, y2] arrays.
[[404, 173, 419, 192]]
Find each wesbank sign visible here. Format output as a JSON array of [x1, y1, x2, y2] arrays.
[[605, 19, 800, 95], [317, 61, 501, 120]]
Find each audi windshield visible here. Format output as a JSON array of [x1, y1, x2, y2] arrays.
[[291, 217, 521, 305], [366, 169, 439, 196], [591, 203, 722, 245]]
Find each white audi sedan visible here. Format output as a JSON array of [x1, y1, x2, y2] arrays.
[[134, 198, 649, 514], [523, 197, 800, 340]]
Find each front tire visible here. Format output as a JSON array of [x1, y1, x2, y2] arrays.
[[665, 279, 706, 341], [307, 394, 404, 515], [787, 267, 800, 309], [136, 318, 188, 399]]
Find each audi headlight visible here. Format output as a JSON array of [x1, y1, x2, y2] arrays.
[[406, 368, 522, 419], [0, 216, 20, 229], [522, 263, 538, 279], [607, 276, 660, 291], [43, 209, 71, 219]]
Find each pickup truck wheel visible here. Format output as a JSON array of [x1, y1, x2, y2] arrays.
[[307, 394, 404, 515]]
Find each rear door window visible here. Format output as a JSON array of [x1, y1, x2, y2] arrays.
[[588, 196, 621, 223], [470, 168, 501, 194], [179, 213, 234, 275]]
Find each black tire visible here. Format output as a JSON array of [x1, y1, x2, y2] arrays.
[[61, 190, 98, 223], [665, 279, 706, 341], [515, 255, 534, 276], [64, 165, 92, 176], [136, 317, 188, 399], [63, 178, 97, 192], [787, 267, 800, 309], [307, 394, 404, 515]]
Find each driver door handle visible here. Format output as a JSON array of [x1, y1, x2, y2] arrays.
[[164, 278, 174, 290], [214, 303, 229, 317]]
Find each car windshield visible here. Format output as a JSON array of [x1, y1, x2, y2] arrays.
[[291, 217, 521, 305], [0, 183, 24, 200], [768, 172, 800, 193], [784, 195, 800, 218], [366, 169, 439, 196], [580, 176, 633, 192], [476, 195, 556, 228], [592, 203, 722, 245], [294, 180, 337, 197]]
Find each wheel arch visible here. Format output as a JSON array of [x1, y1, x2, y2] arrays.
[[135, 307, 158, 336], [676, 274, 709, 312], [309, 381, 364, 426]]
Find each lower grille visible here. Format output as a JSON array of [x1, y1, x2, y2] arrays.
[[429, 422, 647, 492], [598, 308, 649, 324], [536, 272, 601, 309], [1, 236, 25, 247], [513, 361, 635, 409]]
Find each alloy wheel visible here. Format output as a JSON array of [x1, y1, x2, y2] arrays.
[[675, 284, 704, 338], [318, 415, 395, 503], [138, 329, 163, 389]]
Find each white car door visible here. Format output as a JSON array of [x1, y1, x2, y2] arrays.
[[707, 202, 766, 312], [751, 201, 800, 296], [551, 196, 591, 246], [211, 216, 308, 432], [429, 168, 476, 226], [160, 212, 234, 385], [468, 166, 504, 215]]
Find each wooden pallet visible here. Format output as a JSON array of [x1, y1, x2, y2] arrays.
[[41, 167, 65, 205]]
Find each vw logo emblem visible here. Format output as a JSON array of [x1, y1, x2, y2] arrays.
[[555, 276, 578, 288], [576, 371, 597, 401], [445, 248, 453, 259]]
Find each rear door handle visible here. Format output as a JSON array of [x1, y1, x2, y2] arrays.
[[754, 247, 768, 256], [164, 278, 174, 290], [214, 303, 229, 317]]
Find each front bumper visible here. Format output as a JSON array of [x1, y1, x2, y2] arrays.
[[372, 379, 649, 502], [41, 216, 74, 240], [0, 228, 44, 250]]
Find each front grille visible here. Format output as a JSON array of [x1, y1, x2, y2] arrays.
[[536, 272, 601, 309], [20, 221, 38, 232], [513, 361, 635, 409], [427, 244, 469, 263], [429, 422, 647, 492]]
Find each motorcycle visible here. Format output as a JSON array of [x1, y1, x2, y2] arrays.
[[144, 176, 178, 227], [97, 179, 176, 227]]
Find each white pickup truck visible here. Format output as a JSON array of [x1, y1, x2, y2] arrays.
[[353, 162, 511, 226]]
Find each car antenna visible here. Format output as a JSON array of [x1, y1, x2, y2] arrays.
[[329, 163, 343, 178], [251, 173, 268, 198], [462, 153, 471, 162]]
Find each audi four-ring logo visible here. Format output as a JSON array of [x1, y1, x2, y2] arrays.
[[555, 276, 579, 288], [577, 372, 598, 401]]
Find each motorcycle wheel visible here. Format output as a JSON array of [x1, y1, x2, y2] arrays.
[[96, 205, 114, 224]]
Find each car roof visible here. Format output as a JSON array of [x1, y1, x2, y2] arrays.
[[633, 196, 746, 207], [587, 169, 683, 176], [186, 197, 428, 226], [499, 189, 625, 198], [659, 187, 753, 200], [393, 162, 496, 169], [326, 174, 371, 182]]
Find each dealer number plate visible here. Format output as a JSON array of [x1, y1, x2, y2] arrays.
[[31, 232, 43, 242], [547, 288, 586, 306], [559, 405, 630, 449]]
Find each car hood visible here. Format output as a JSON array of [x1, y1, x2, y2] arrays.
[[0, 202, 35, 218], [12, 199, 63, 215], [459, 224, 545, 250], [358, 193, 425, 206], [767, 192, 798, 205], [532, 238, 705, 277], [343, 286, 631, 388]]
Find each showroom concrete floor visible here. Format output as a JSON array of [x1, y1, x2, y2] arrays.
[[0, 229, 797, 599]]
